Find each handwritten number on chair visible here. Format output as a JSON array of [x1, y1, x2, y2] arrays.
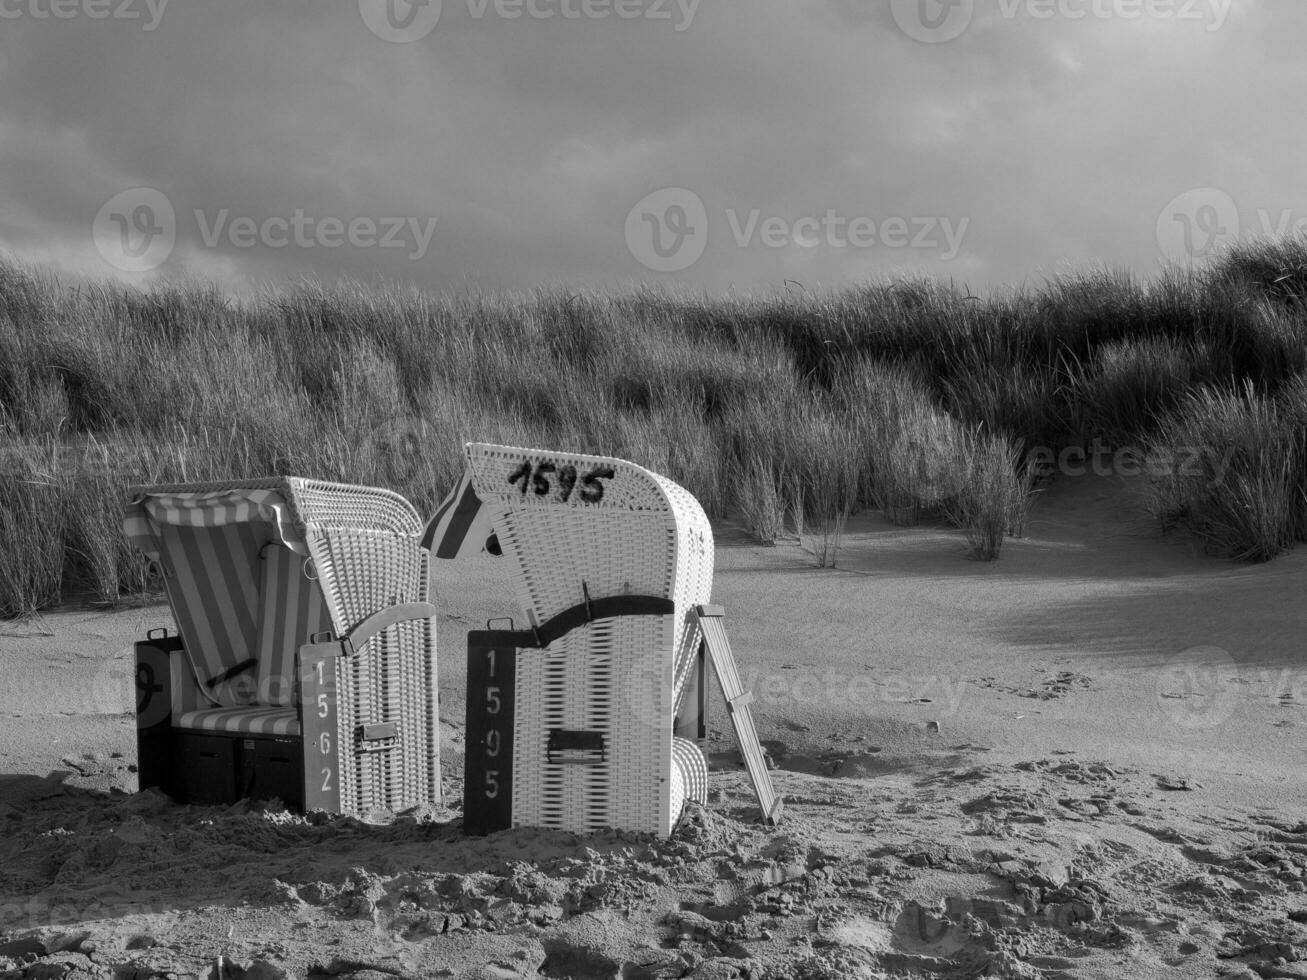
[[558, 465, 577, 502], [507, 462, 532, 495], [508, 460, 611, 504], [580, 466, 614, 503], [531, 462, 556, 496]]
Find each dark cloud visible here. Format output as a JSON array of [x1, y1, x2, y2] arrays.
[[0, 0, 1299, 293]]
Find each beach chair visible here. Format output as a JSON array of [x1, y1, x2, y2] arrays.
[[124, 477, 440, 817], [428, 443, 715, 837]]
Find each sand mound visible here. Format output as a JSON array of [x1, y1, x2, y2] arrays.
[[5, 477, 1307, 978], [2, 758, 1305, 980]]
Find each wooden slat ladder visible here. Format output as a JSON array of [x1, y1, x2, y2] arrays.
[[693, 604, 784, 826]]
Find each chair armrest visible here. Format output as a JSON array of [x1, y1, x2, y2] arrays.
[[342, 602, 437, 655]]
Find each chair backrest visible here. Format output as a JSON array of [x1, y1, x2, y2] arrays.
[[255, 544, 332, 706], [463, 443, 715, 691], [460, 443, 714, 834]]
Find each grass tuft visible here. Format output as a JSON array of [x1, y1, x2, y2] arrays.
[[4, 243, 1307, 614]]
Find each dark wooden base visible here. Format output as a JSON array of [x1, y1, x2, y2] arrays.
[[141, 730, 306, 811]]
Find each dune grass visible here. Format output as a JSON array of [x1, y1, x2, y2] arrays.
[[2, 237, 1307, 616]]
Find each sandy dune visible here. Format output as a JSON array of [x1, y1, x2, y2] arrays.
[[1, 471, 1305, 979]]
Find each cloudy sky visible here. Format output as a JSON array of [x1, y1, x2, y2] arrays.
[[0, 0, 1299, 296]]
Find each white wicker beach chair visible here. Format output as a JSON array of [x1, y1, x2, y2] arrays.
[[430, 443, 713, 837], [124, 477, 440, 816]]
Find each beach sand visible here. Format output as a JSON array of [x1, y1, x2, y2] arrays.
[[2, 471, 1304, 979]]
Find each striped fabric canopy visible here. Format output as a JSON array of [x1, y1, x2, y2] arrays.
[[124, 489, 307, 561], [124, 487, 315, 707], [421, 468, 500, 560]]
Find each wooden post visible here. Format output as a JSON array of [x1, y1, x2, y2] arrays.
[[135, 631, 183, 801], [298, 642, 343, 814], [464, 630, 519, 835]]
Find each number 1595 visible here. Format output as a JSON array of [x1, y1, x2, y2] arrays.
[[507, 460, 614, 504]]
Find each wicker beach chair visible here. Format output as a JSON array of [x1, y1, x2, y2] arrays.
[[430, 443, 714, 837], [125, 477, 439, 816]]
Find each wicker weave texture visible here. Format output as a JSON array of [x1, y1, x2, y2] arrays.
[[128, 477, 438, 817], [512, 616, 676, 834], [465, 444, 713, 711], [307, 527, 435, 814], [466, 444, 712, 835]]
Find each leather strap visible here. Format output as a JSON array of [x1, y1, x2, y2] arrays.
[[478, 594, 675, 650]]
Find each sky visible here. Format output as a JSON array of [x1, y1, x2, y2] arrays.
[[0, 0, 1301, 297]]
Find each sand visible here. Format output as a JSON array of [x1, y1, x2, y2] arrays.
[[1, 470, 1305, 980]]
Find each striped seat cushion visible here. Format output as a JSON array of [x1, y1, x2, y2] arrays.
[[175, 706, 301, 737], [255, 543, 331, 706]]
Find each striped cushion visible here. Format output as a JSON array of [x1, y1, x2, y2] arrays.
[[175, 706, 301, 737], [255, 544, 331, 706]]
